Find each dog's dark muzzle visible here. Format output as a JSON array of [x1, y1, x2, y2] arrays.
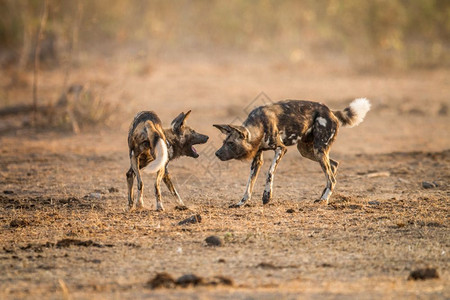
[[215, 149, 229, 161], [189, 135, 209, 158]]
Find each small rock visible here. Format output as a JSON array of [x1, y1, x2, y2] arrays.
[[205, 235, 222, 247], [108, 187, 119, 193], [408, 268, 439, 280], [368, 200, 380, 206], [147, 272, 176, 289], [3, 190, 14, 194], [85, 192, 102, 199], [209, 276, 233, 286], [256, 262, 280, 269], [218, 258, 226, 263], [438, 103, 448, 116], [10, 219, 29, 228], [175, 205, 188, 211], [286, 208, 295, 213], [422, 181, 437, 189], [367, 171, 390, 178], [178, 214, 202, 225], [176, 274, 204, 287]]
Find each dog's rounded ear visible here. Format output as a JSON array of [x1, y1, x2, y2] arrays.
[[171, 111, 191, 134]]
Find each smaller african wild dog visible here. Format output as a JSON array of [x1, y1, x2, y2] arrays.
[[126, 110, 208, 211], [214, 98, 371, 207]]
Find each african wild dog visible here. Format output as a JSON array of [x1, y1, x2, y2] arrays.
[[214, 98, 371, 207], [126, 110, 208, 211]]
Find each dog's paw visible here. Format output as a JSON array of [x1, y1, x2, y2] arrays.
[[155, 206, 165, 212], [314, 198, 329, 205], [262, 192, 271, 205]]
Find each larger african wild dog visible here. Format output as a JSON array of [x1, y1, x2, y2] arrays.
[[126, 110, 208, 211], [214, 98, 370, 207]]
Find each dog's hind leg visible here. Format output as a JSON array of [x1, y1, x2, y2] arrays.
[[163, 165, 185, 207], [126, 167, 135, 209], [262, 146, 287, 205], [154, 168, 165, 211], [130, 155, 145, 208], [314, 149, 336, 204], [231, 151, 264, 208], [298, 142, 339, 176], [330, 159, 339, 176]]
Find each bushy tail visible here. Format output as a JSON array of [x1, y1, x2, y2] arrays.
[[333, 98, 371, 128], [143, 137, 168, 174]]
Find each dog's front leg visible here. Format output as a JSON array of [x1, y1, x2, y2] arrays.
[[130, 155, 145, 208], [230, 151, 264, 208], [163, 166, 185, 207], [262, 146, 287, 205], [154, 168, 165, 211]]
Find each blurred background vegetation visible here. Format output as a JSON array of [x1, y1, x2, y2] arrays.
[[1, 0, 449, 70]]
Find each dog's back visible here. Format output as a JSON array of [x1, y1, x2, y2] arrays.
[[244, 100, 333, 147]]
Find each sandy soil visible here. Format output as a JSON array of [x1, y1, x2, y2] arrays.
[[0, 54, 449, 299]]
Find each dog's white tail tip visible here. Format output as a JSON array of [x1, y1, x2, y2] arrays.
[[348, 98, 371, 127], [143, 138, 168, 174]]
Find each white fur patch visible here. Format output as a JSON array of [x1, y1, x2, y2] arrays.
[[348, 98, 371, 127], [143, 138, 168, 174], [317, 117, 327, 127]]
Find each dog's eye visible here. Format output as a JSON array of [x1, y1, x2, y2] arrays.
[[226, 141, 234, 146], [142, 141, 150, 148]]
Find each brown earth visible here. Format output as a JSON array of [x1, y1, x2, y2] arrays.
[[0, 54, 449, 299]]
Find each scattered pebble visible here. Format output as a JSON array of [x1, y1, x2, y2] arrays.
[[438, 103, 448, 116], [286, 208, 295, 213], [367, 171, 390, 178], [108, 187, 119, 193], [408, 268, 439, 280], [85, 192, 102, 200], [368, 200, 380, 206], [205, 235, 222, 247], [3, 190, 14, 194], [175, 205, 188, 211], [422, 181, 438, 189], [178, 214, 202, 225], [10, 219, 29, 228], [209, 276, 233, 286], [147, 273, 176, 289], [256, 262, 279, 270], [147, 272, 232, 289], [176, 274, 204, 287]]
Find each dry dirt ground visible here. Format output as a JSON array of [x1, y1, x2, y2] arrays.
[[0, 54, 449, 299]]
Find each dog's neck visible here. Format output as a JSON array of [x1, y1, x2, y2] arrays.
[[243, 124, 266, 159], [245, 124, 264, 146], [163, 128, 182, 160]]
